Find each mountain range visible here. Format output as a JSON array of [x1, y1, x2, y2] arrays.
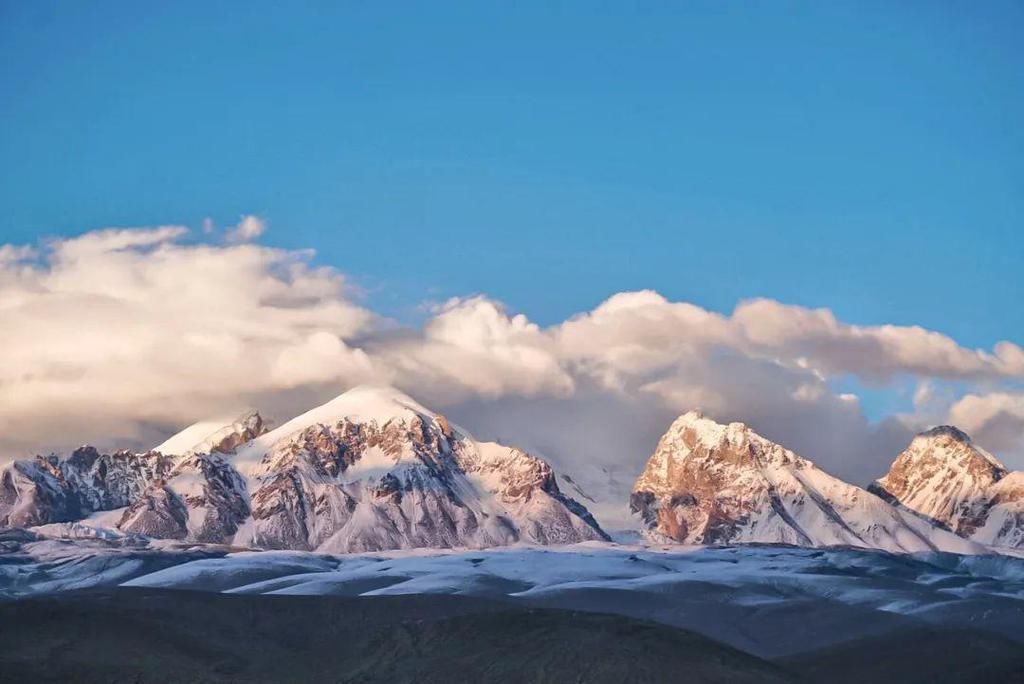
[[0, 387, 606, 551], [2, 385, 1022, 555]]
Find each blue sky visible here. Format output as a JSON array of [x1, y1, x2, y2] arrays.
[[1, 2, 1021, 343]]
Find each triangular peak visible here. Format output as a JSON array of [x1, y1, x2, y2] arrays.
[[917, 424, 973, 444]]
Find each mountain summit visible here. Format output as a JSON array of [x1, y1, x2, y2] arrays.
[[871, 426, 1024, 548], [232, 385, 608, 551], [0, 386, 608, 551], [630, 411, 981, 554]]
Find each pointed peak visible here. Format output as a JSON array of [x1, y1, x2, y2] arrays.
[[334, 384, 424, 408], [917, 425, 972, 444], [901, 424, 1007, 473], [312, 384, 435, 422], [233, 386, 444, 469]]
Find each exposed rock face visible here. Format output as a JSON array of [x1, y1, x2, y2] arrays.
[[870, 426, 1024, 548], [0, 449, 174, 528], [153, 410, 266, 457], [0, 412, 262, 540], [631, 412, 981, 554], [117, 482, 189, 539], [62, 448, 176, 511], [0, 459, 81, 528], [118, 452, 250, 543], [2, 387, 607, 552], [237, 388, 608, 552], [204, 411, 266, 455], [980, 473, 1024, 548]]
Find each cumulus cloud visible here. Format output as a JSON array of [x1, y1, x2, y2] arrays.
[[2, 222, 1021, 518], [377, 296, 574, 403], [947, 392, 1024, 463], [0, 224, 375, 455], [549, 290, 1022, 394], [733, 298, 1024, 381], [225, 215, 266, 243]]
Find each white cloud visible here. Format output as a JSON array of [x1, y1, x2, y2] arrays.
[[732, 298, 1023, 381], [225, 215, 266, 243], [379, 296, 574, 402], [0, 244, 37, 265], [947, 392, 1024, 462], [0, 224, 374, 456], [2, 223, 1021, 502]]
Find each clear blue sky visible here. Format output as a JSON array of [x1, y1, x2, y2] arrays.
[[1, 1, 1021, 351]]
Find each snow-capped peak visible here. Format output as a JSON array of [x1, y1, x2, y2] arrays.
[[223, 385, 607, 551], [632, 411, 983, 554], [658, 411, 789, 468], [154, 409, 265, 456], [918, 424, 973, 444], [903, 425, 1006, 472], [233, 385, 449, 471], [297, 384, 437, 423], [870, 424, 1013, 542]]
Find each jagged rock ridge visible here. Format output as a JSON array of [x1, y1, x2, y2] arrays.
[[0, 448, 175, 528], [630, 411, 982, 554], [0, 389, 607, 551], [234, 386, 608, 552], [870, 426, 1024, 548]]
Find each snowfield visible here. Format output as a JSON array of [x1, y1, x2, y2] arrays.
[[3, 534, 1024, 657]]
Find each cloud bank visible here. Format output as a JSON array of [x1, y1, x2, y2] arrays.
[[2, 221, 1021, 522]]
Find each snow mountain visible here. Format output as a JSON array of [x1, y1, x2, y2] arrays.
[[6, 395, 1023, 557], [630, 411, 983, 554], [153, 409, 266, 457], [232, 386, 607, 551], [870, 426, 1024, 549], [0, 447, 175, 529], [0, 388, 608, 551]]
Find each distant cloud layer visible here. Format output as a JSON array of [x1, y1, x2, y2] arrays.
[[1, 222, 1021, 504]]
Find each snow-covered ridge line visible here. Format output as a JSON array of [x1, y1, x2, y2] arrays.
[[1, 385, 607, 553], [631, 411, 990, 554], [4, 388, 1024, 556], [154, 409, 265, 457], [871, 424, 1024, 548]]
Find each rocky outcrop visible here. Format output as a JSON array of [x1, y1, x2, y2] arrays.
[[0, 459, 81, 528], [118, 452, 250, 543], [117, 482, 189, 539], [2, 387, 607, 552], [238, 388, 608, 552], [870, 426, 1024, 548], [153, 410, 266, 457], [630, 411, 982, 554], [0, 449, 174, 528]]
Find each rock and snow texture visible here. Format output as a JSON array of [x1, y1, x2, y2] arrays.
[[8, 392, 1024, 557], [153, 410, 266, 457], [871, 426, 1024, 549], [233, 386, 608, 552], [0, 411, 261, 540], [1, 387, 606, 551], [630, 411, 982, 554], [7, 538, 1024, 660], [118, 452, 251, 542], [0, 448, 175, 528]]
